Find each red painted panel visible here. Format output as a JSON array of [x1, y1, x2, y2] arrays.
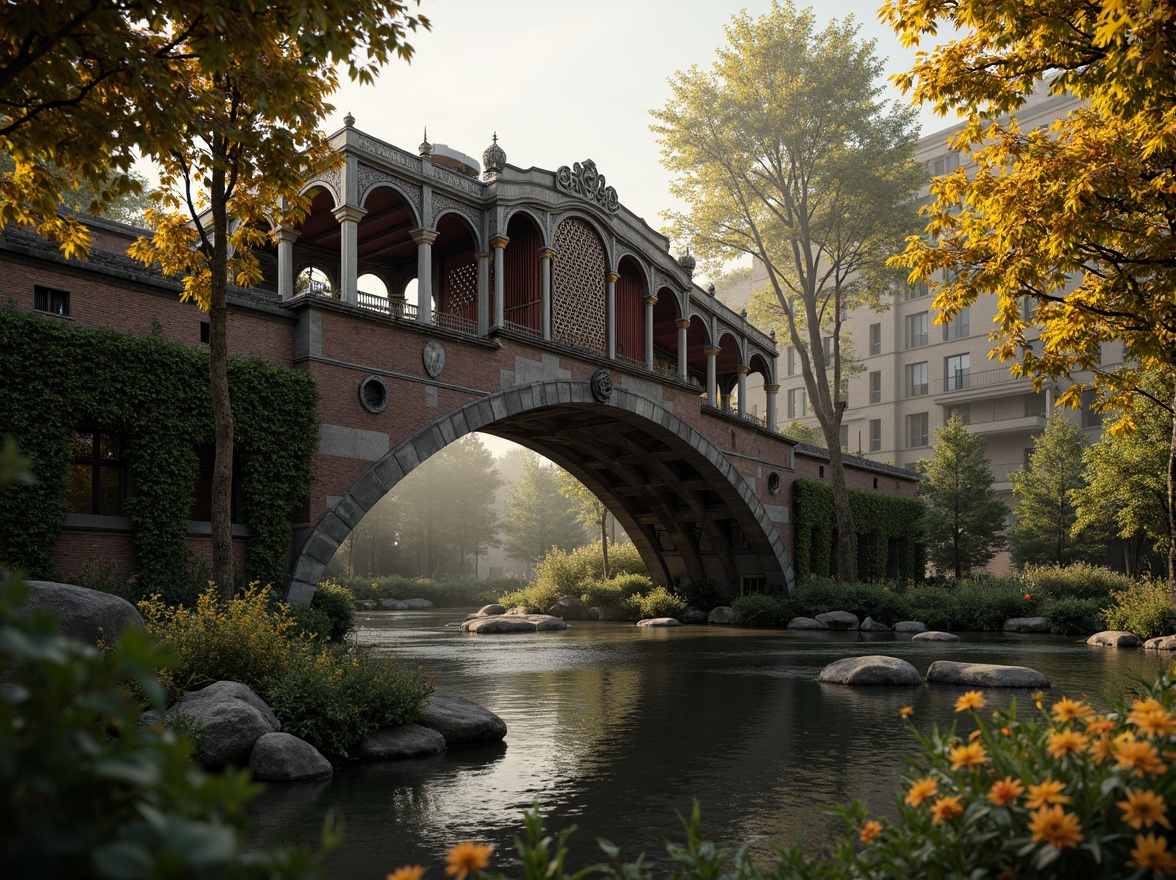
[[504, 217, 540, 331], [615, 266, 645, 361]]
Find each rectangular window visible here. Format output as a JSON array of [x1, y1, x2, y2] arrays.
[[786, 347, 796, 377], [946, 404, 970, 425], [906, 311, 928, 349], [839, 424, 849, 451], [907, 280, 930, 299], [822, 336, 834, 360], [945, 353, 970, 391], [905, 412, 929, 448], [787, 387, 808, 420], [68, 431, 125, 516], [1024, 393, 1047, 418], [34, 285, 70, 316], [869, 370, 882, 404], [1081, 389, 1102, 428], [869, 419, 882, 452], [943, 307, 970, 341], [906, 361, 929, 397], [1021, 296, 1036, 321], [869, 322, 881, 356]]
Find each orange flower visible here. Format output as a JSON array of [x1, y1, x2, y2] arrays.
[[859, 820, 883, 842], [987, 776, 1025, 807], [445, 843, 493, 880], [930, 796, 964, 824], [900, 706, 914, 718], [949, 741, 989, 770], [1000, 726, 1013, 737], [1129, 833, 1176, 876], [1028, 804, 1083, 849], [955, 691, 986, 712], [1119, 789, 1172, 830], [1047, 727, 1090, 758], [1026, 779, 1070, 808], [1085, 716, 1115, 735], [1051, 697, 1093, 724], [906, 776, 938, 807], [1129, 700, 1176, 737], [388, 868, 425, 880], [1024, 593, 1033, 601], [1032, 691, 1045, 709], [1115, 736, 1167, 777], [1090, 737, 1115, 764]]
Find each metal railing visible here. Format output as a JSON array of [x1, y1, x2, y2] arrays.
[[941, 365, 1021, 393], [503, 320, 542, 339], [357, 290, 390, 315], [436, 311, 477, 336], [991, 461, 1023, 483]]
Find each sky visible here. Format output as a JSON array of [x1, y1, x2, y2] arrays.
[[323, 0, 948, 260]]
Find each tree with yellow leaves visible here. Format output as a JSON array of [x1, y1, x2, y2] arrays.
[[881, 0, 1176, 586], [652, 1, 924, 581]]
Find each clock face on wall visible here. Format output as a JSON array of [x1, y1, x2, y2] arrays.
[[422, 341, 445, 378]]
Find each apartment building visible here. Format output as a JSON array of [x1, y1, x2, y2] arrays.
[[734, 86, 1108, 511]]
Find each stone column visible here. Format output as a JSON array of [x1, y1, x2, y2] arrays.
[[539, 247, 556, 341], [606, 272, 619, 359], [676, 319, 690, 380], [476, 251, 490, 336], [410, 227, 438, 325], [333, 205, 366, 305], [644, 294, 657, 370], [275, 226, 299, 301], [764, 384, 780, 432], [735, 365, 750, 418], [491, 235, 509, 328], [704, 346, 720, 406]]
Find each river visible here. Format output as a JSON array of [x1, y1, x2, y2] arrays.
[[248, 609, 1167, 878]]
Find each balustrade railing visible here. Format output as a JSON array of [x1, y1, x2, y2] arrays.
[[436, 312, 477, 336], [941, 365, 1021, 393], [357, 290, 390, 315], [503, 320, 543, 339]]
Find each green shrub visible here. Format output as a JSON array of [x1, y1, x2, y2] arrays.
[[1103, 576, 1173, 639], [286, 601, 334, 642], [310, 579, 355, 641], [731, 594, 795, 627], [496, 580, 566, 614], [1041, 597, 1106, 635], [943, 580, 1035, 632], [580, 574, 652, 610], [676, 578, 721, 610], [632, 585, 687, 620], [1023, 562, 1134, 602], [331, 574, 506, 608], [70, 558, 137, 601], [265, 644, 432, 760]]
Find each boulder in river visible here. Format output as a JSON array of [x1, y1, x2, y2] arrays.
[[926, 660, 1050, 688], [172, 681, 280, 769], [819, 655, 922, 686], [417, 694, 507, 744], [787, 616, 829, 630], [461, 614, 567, 634], [679, 607, 708, 624], [1087, 630, 1142, 648], [912, 631, 960, 642], [708, 606, 735, 625], [547, 596, 589, 620], [859, 616, 891, 632], [1143, 636, 1176, 651], [1003, 617, 1050, 634], [637, 617, 681, 627], [475, 604, 506, 617], [356, 724, 446, 760], [249, 732, 333, 782], [20, 581, 145, 646], [815, 611, 859, 631], [589, 606, 629, 621]]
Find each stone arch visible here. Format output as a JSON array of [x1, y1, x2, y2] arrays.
[[286, 380, 795, 603], [501, 206, 550, 247], [359, 182, 422, 229], [300, 180, 339, 208]]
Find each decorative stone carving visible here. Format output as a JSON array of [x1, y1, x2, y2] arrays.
[[432, 193, 481, 232], [590, 369, 613, 403], [556, 159, 620, 214], [422, 341, 445, 378]]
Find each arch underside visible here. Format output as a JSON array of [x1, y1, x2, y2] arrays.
[[287, 381, 795, 603]]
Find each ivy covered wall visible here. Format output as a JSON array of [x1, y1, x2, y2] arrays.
[[792, 477, 926, 583], [0, 307, 318, 592]]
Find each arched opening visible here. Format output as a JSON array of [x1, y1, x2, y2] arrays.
[[281, 188, 340, 297], [357, 273, 388, 308], [434, 212, 479, 334], [714, 331, 742, 411], [502, 213, 542, 335], [685, 315, 710, 390], [552, 217, 607, 353], [651, 287, 681, 378], [296, 265, 334, 297], [745, 352, 773, 426], [615, 255, 646, 365], [357, 185, 419, 317]]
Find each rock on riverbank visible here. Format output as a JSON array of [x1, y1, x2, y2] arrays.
[[927, 660, 1050, 688], [819, 655, 923, 686]]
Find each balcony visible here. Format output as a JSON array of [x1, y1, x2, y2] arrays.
[[934, 364, 1031, 404]]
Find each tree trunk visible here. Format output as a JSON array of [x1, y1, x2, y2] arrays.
[[1168, 382, 1175, 590], [208, 165, 235, 601], [824, 436, 855, 582], [600, 512, 610, 580]]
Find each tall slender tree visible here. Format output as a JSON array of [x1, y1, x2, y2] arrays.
[[501, 453, 582, 575], [919, 414, 1007, 578], [557, 470, 613, 580], [652, 1, 924, 580]]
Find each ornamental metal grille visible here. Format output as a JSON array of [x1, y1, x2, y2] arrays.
[[444, 258, 478, 320], [552, 218, 606, 353]]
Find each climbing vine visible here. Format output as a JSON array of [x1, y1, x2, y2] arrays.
[[0, 306, 318, 593], [792, 478, 925, 583]]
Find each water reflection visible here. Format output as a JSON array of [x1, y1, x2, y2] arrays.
[[249, 611, 1166, 879]]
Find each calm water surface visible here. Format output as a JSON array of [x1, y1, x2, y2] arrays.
[[249, 609, 1166, 878]]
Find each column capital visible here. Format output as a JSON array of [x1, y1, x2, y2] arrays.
[[410, 227, 439, 245], [274, 225, 300, 245], [332, 204, 367, 224], [490, 235, 510, 250], [735, 364, 751, 375], [607, 272, 620, 284], [644, 294, 658, 306], [675, 319, 691, 330], [475, 251, 491, 261], [539, 247, 557, 260], [763, 383, 780, 394], [703, 346, 722, 357]]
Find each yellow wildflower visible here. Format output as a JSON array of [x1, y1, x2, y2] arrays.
[[1090, 737, 1115, 764], [954, 691, 986, 712], [1129, 700, 1176, 737], [859, 820, 883, 842], [1115, 736, 1167, 777], [986, 776, 1025, 807], [1129, 833, 1176, 876], [1119, 789, 1172, 830], [1085, 716, 1115, 735], [1051, 696, 1094, 724], [949, 741, 988, 770], [930, 795, 964, 824], [1032, 691, 1045, 709], [1046, 727, 1090, 758], [445, 843, 493, 880], [388, 868, 425, 880], [899, 706, 914, 718], [1026, 779, 1070, 808], [905, 776, 938, 807], [1028, 804, 1084, 849]]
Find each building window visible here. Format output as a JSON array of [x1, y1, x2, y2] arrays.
[[869, 322, 881, 356], [68, 431, 125, 515], [839, 424, 849, 451], [906, 361, 929, 397], [945, 353, 970, 391], [869, 418, 882, 452], [787, 387, 807, 420], [905, 412, 929, 448], [1024, 393, 1047, 418], [34, 285, 70, 316], [928, 152, 960, 177], [1021, 296, 1036, 321], [943, 307, 970, 341], [906, 311, 928, 349], [907, 280, 930, 299], [822, 336, 834, 360], [1081, 389, 1102, 428], [786, 347, 796, 377], [869, 370, 882, 404], [946, 404, 970, 425], [200, 322, 210, 344]]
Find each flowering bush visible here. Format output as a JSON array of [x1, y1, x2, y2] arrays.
[[1104, 577, 1173, 640]]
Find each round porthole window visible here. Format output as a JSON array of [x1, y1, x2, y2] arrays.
[[358, 375, 389, 413], [767, 472, 781, 496]]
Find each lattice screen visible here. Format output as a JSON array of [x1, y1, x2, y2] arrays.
[[552, 218, 606, 353], [444, 258, 478, 319]]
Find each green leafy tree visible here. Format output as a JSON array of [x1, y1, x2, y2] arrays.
[[882, 0, 1176, 587], [652, 0, 924, 581], [502, 453, 583, 576], [1011, 415, 1103, 567], [918, 414, 1007, 579], [557, 470, 612, 580], [1073, 370, 1175, 576]]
